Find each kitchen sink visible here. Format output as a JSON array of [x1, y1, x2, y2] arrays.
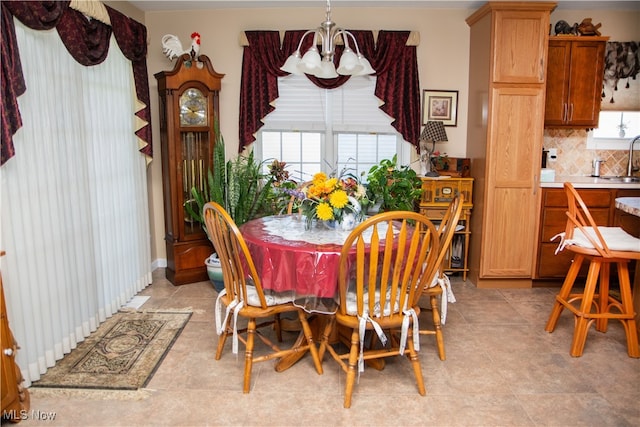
[[599, 176, 640, 183]]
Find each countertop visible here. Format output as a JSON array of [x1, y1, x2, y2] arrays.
[[540, 175, 640, 189], [615, 197, 640, 216]]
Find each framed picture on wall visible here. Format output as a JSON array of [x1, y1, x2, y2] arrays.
[[422, 90, 458, 126]]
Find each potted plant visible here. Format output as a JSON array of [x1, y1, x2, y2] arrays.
[[185, 140, 275, 230], [184, 126, 277, 291], [365, 154, 423, 213]]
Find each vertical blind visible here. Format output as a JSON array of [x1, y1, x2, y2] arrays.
[[0, 20, 151, 385]]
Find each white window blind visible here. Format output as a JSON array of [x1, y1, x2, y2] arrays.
[[262, 75, 396, 134], [257, 75, 412, 180]]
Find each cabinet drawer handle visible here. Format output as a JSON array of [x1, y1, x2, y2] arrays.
[[4, 347, 14, 356]]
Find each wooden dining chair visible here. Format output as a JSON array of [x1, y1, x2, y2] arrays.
[[203, 202, 324, 393], [545, 182, 640, 358], [419, 194, 464, 361], [318, 211, 440, 408]]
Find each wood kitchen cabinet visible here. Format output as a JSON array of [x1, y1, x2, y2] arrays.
[[544, 36, 608, 128], [535, 187, 640, 280], [466, 2, 555, 288]]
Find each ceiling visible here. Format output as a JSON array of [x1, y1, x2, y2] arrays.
[[127, 1, 640, 12]]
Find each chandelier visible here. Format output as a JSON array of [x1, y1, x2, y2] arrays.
[[280, 0, 375, 79]]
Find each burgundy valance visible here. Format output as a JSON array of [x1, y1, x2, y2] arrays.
[[239, 30, 420, 153], [1, 1, 152, 165]]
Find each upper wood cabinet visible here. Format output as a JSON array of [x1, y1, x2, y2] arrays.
[[544, 36, 608, 128], [492, 9, 551, 84], [466, 2, 556, 287]]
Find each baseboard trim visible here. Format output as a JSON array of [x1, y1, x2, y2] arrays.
[[152, 258, 167, 271]]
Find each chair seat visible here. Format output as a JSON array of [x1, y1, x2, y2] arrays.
[[554, 226, 640, 253], [245, 286, 295, 307], [216, 290, 296, 315], [344, 289, 401, 317]]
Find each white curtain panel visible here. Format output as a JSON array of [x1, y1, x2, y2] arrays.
[[0, 21, 151, 386]]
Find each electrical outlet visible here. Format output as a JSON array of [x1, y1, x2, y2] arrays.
[[548, 148, 557, 162]]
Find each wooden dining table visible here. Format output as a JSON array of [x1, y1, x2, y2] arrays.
[[239, 214, 402, 371], [240, 214, 346, 315]]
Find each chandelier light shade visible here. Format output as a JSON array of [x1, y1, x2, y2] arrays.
[[419, 121, 448, 177], [280, 0, 375, 79]]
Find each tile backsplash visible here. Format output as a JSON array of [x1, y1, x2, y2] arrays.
[[543, 128, 639, 176]]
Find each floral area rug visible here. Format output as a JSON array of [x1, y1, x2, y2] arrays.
[[31, 311, 191, 390]]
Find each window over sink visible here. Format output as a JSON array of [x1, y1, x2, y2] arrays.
[[586, 111, 640, 149]]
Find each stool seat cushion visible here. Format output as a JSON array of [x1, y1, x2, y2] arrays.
[[555, 226, 640, 253]]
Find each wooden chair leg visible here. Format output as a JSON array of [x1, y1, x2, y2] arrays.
[[343, 328, 359, 409], [617, 262, 640, 358], [407, 333, 426, 396], [215, 316, 233, 360], [243, 318, 257, 393], [570, 317, 593, 357], [429, 293, 446, 360], [570, 260, 601, 357], [546, 254, 584, 333], [595, 263, 610, 333]]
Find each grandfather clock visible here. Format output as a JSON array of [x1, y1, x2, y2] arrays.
[[154, 54, 224, 285]]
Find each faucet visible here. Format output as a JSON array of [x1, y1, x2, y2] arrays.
[[628, 135, 640, 176]]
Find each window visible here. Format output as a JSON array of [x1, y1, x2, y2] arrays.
[[586, 111, 640, 149], [255, 75, 412, 182]]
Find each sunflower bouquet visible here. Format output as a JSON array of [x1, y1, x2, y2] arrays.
[[301, 171, 367, 230]]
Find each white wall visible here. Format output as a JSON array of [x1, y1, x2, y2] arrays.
[[106, 2, 639, 265]]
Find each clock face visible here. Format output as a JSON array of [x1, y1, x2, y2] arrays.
[[179, 88, 208, 127]]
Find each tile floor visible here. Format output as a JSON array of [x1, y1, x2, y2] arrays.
[[16, 270, 640, 426]]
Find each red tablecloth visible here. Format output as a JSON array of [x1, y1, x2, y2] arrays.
[[240, 215, 409, 314], [241, 215, 347, 313]]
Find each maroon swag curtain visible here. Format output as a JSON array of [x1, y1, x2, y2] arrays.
[[0, 0, 152, 165], [239, 30, 420, 153]]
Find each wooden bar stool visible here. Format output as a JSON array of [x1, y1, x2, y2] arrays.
[[545, 182, 640, 358]]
